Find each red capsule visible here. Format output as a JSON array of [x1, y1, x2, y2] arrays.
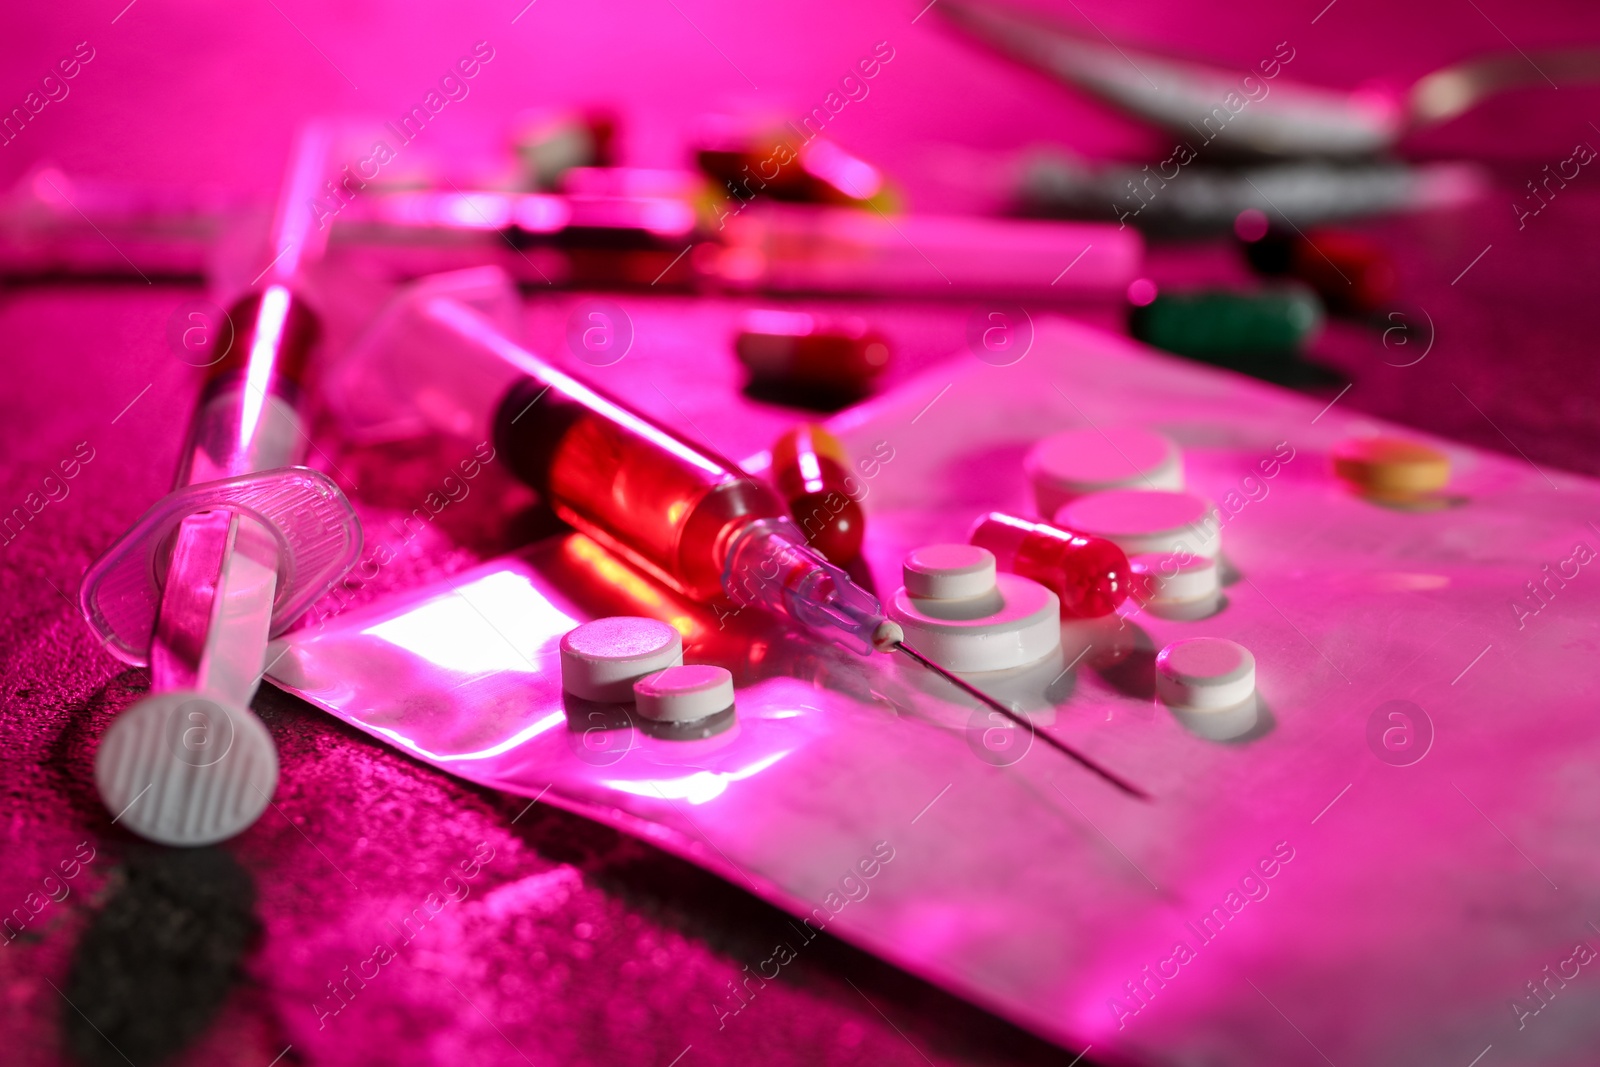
[[771, 424, 866, 565], [1237, 215, 1399, 316], [735, 310, 891, 393], [1292, 229, 1397, 314], [969, 511, 1130, 618]]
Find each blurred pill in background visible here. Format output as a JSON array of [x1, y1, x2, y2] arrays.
[[969, 511, 1130, 619], [513, 106, 618, 190], [736, 309, 891, 405], [692, 117, 895, 209], [1024, 425, 1183, 516], [1234, 209, 1292, 272], [1331, 435, 1451, 503], [1127, 278, 1323, 362], [771, 424, 866, 565], [1235, 209, 1398, 315], [1291, 229, 1399, 316]]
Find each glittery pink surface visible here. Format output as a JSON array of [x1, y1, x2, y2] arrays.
[[4, 1, 1600, 1064]]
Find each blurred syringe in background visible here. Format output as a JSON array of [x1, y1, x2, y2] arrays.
[[0, 121, 1142, 297]]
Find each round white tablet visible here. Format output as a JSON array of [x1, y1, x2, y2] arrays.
[[1057, 489, 1220, 559], [891, 572, 1060, 673], [633, 664, 736, 723], [1025, 426, 1183, 515], [903, 544, 997, 601], [561, 617, 684, 702], [1170, 694, 1259, 741], [1155, 637, 1256, 710], [96, 690, 279, 847], [1130, 552, 1220, 604]]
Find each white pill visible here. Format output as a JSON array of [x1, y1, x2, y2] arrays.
[[1170, 694, 1258, 740], [1057, 489, 1219, 559], [1130, 552, 1220, 604], [634, 664, 736, 723], [903, 544, 997, 600], [891, 572, 1060, 673], [1025, 426, 1183, 515], [561, 617, 684, 702], [1155, 637, 1256, 710], [96, 690, 279, 847]]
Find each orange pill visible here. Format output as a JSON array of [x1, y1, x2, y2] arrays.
[[1331, 436, 1449, 499]]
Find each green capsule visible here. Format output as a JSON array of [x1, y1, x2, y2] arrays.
[[1128, 284, 1323, 360]]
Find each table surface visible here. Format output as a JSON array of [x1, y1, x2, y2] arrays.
[[4, 1, 1600, 1065]]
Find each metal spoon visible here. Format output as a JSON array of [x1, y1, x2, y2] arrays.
[[939, 0, 1600, 158]]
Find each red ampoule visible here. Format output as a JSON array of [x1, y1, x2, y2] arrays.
[[770, 424, 865, 565], [969, 511, 1130, 619]]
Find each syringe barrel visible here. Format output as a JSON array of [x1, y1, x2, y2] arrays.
[[424, 304, 787, 601], [348, 292, 893, 651], [173, 285, 320, 487]]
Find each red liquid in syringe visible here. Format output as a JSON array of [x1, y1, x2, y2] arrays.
[[360, 294, 895, 654], [491, 341, 788, 603]]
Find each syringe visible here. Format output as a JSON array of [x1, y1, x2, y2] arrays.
[[80, 125, 362, 845], [334, 268, 1145, 797]]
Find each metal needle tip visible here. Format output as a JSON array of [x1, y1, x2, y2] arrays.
[[893, 641, 1151, 801]]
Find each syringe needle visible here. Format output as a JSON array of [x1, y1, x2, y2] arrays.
[[893, 641, 1151, 801]]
